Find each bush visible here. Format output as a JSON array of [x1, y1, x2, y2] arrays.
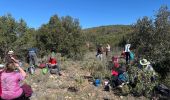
[[129, 6, 170, 89], [81, 52, 110, 79], [127, 65, 159, 97]]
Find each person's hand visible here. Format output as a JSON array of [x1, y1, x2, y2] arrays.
[[14, 63, 20, 67], [10, 56, 14, 59]]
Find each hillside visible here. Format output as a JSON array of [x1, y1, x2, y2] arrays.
[[83, 25, 132, 35], [82, 25, 133, 48]]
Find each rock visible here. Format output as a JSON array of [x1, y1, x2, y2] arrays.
[[88, 93, 91, 97], [120, 96, 123, 99], [65, 96, 69, 99]]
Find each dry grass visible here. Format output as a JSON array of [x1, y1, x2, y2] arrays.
[[26, 50, 146, 100]]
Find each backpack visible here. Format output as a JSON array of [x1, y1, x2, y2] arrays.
[[118, 72, 129, 82], [39, 63, 46, 69], [130, 52, 134, 60]]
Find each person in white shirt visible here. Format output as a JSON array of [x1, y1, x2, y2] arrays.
[[124, 43, 131, 64]]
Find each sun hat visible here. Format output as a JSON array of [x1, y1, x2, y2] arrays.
[[8, 50, 14, 54], [140, 59, 150, 65]]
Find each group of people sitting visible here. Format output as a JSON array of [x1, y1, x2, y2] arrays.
[[101, 42, 156, 92], [25, 47, 61, 76], [0, 48, 62, 100]]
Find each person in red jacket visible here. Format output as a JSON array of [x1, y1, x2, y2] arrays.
[[48, 57, 61, 76]]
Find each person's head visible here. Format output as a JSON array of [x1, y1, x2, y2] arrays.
[[6, 62, 16, 72], [8, 50, 14, 57], [50, 56, 55, 60]]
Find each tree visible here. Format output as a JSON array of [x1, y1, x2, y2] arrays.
[[36, 15, 85, 59], [0, 14, 18, 58], [130, 6, 170, 78]]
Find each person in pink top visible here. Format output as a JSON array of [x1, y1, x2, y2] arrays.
[[0, 62, 28, 100]]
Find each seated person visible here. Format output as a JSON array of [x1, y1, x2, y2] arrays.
[[111, 68, 119, 88], [47, 57, 61, 76], [140, 59, 155, 74], [140, 59, 156, 81], [0, 62, 30, 100], [5, 50, 19, 64]]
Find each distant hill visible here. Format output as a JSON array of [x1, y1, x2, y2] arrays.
[[83, 25, 132, 35], [82, 25, 133, 48]]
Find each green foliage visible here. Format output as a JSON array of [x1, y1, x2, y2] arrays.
[[36, 15, 85, 60], [129, 5, 170, 79], [0, 14, 21, 58], [81, 53, 110, 79], [128, 65, 158, 97], [83, 25, 133, 49], [0, 14, 86, 60]]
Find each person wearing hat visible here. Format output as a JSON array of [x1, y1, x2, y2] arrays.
[[5, 50, 19, 64], [140, 59, 155, 74]]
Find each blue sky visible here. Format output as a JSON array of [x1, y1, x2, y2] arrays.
[[0, 0, 170, 29]]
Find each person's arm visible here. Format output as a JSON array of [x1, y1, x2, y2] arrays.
[[14, 63, 27, 78]]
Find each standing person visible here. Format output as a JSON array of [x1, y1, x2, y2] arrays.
[[28, 48, 38, 66], [106, 44, 111, 57], [124, 42, 131, 64], [0, 62, 30, 100], [96, 44, 104, 61]]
